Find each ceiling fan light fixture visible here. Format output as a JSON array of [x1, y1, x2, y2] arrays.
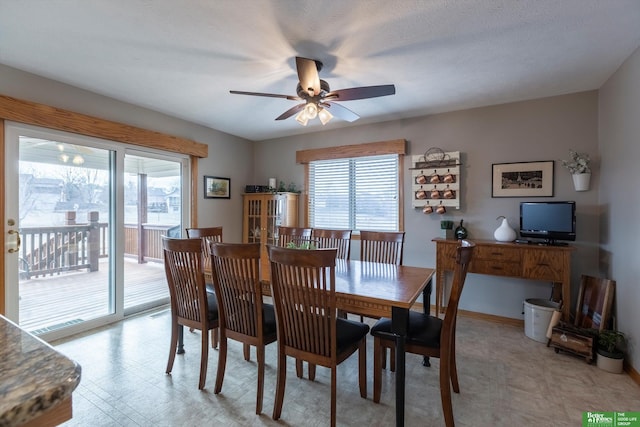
[[318, 107, 333, 125], [304, 102, 318, 119], [295, 110, 309, 126]]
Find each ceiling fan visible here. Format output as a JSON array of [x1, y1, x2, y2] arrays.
[[230, 57, 396, 126]]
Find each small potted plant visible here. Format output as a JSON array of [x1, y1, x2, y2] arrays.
[[440, 220, 454, 239], [285, 239, 317, 250], [596, 329, 626, 374], [561, 149, 591, 191]]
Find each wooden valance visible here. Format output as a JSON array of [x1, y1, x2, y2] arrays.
[[0, 94, 208, 158], [296, 139, 405, 164]]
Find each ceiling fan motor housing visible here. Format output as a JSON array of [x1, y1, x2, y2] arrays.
[[297, 79, 330, 99]]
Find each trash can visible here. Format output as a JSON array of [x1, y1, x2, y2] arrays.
[[523, 298, 560, 343]]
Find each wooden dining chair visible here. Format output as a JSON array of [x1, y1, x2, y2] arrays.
[[268, 245, 369, 427], [359, 230, 405, 265], [370, 240, 475, 427], [209, 242, 277, 414], [354, 230, 406, 327], [185, 226, 223, 348], [162, 236, 219, 390], [277, 226, 312, 247], [311, 228, 352, 259], [185, 226, 223, 286]]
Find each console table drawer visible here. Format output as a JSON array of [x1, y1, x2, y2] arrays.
[[471, 260, 521, 277], [474, 246, 522, 262], [523, 250, 563, 281]]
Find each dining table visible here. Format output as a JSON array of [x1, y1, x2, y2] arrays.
[[178, 258, 434, 427], [331, 259, 435, 427]]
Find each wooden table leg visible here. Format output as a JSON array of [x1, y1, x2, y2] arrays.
[[392, 306, 410, 427], [423, 278, 432, 367]]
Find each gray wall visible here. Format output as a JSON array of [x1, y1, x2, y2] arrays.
[[254, 92, 601, 320], [3, 60, 635, 368], [599, 45, 640, 370], [0, 64, 253, 243]]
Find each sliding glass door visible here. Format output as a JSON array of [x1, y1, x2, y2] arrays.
[[4, 123, 189, 340], [5, 126, 117, 337], [123, 152, 184, 314]]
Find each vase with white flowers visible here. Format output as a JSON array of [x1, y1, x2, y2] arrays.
[[561, 150, 591, 191]]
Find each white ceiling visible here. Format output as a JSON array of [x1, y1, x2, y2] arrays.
[[1, 1, 640, 142]]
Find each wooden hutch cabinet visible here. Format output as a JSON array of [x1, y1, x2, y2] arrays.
[[242, 192, 299, 281]]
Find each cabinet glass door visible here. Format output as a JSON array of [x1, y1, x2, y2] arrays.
[[246, 197, 263, 244], [265, 196, 282, 246]]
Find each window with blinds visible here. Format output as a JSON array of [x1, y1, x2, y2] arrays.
[[308, 154, 399, 231]]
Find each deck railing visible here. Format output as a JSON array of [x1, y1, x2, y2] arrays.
[[19, 211, 177, 279]]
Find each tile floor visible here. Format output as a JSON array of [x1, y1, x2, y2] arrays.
[[53, 308, 639, 426]]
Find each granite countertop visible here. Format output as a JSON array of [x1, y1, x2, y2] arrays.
[[0, 315, 81, 427]]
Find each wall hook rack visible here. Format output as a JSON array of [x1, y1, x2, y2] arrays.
[[411, 151, 461, 209]]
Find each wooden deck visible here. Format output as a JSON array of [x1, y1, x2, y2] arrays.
[[18, 258, 168, 334]]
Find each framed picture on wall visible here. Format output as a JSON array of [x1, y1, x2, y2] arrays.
[[204, 176, 231, 199], [491, 161, 554, 197]]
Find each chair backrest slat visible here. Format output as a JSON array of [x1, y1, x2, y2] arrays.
[[186, 227, 223, 281], [311, 228, 352, 259], [163, 237, 209, 325], [360, 230, 405, 265], [268, 246, 337, 359], [278, 226, 312, 247], [210, 243, 262, 337]]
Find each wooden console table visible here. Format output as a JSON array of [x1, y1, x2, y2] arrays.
[[432, 238, 575, 320]]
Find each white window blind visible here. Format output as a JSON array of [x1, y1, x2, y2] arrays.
[[309, 154, 399, 231]]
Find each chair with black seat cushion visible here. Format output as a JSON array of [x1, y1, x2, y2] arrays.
[[268, 245, 369, 427], [370, 239, 475, 427], [277, 226, 312, 247], [356, 230, 406, 340], [162, 236, 219, 390], [210, 242, 277, 414], [185, 226, 223, 348], [311, 228, 352, 259]]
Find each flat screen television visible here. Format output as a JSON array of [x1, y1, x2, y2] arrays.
[[519, 201, 576, 245]]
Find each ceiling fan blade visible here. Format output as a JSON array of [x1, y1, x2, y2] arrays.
[[230, 90, 300, 101], [325, 84, 396, 101], [324, 102, 360, 122], [296, 57, 321, 96], [275, 103, 305, 121]]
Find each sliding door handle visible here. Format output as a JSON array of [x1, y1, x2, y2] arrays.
[[8, 229, 21, 253]]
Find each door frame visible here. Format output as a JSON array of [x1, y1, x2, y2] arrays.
[[0, 94, 206, 316], [3, 121, 193, 340]]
